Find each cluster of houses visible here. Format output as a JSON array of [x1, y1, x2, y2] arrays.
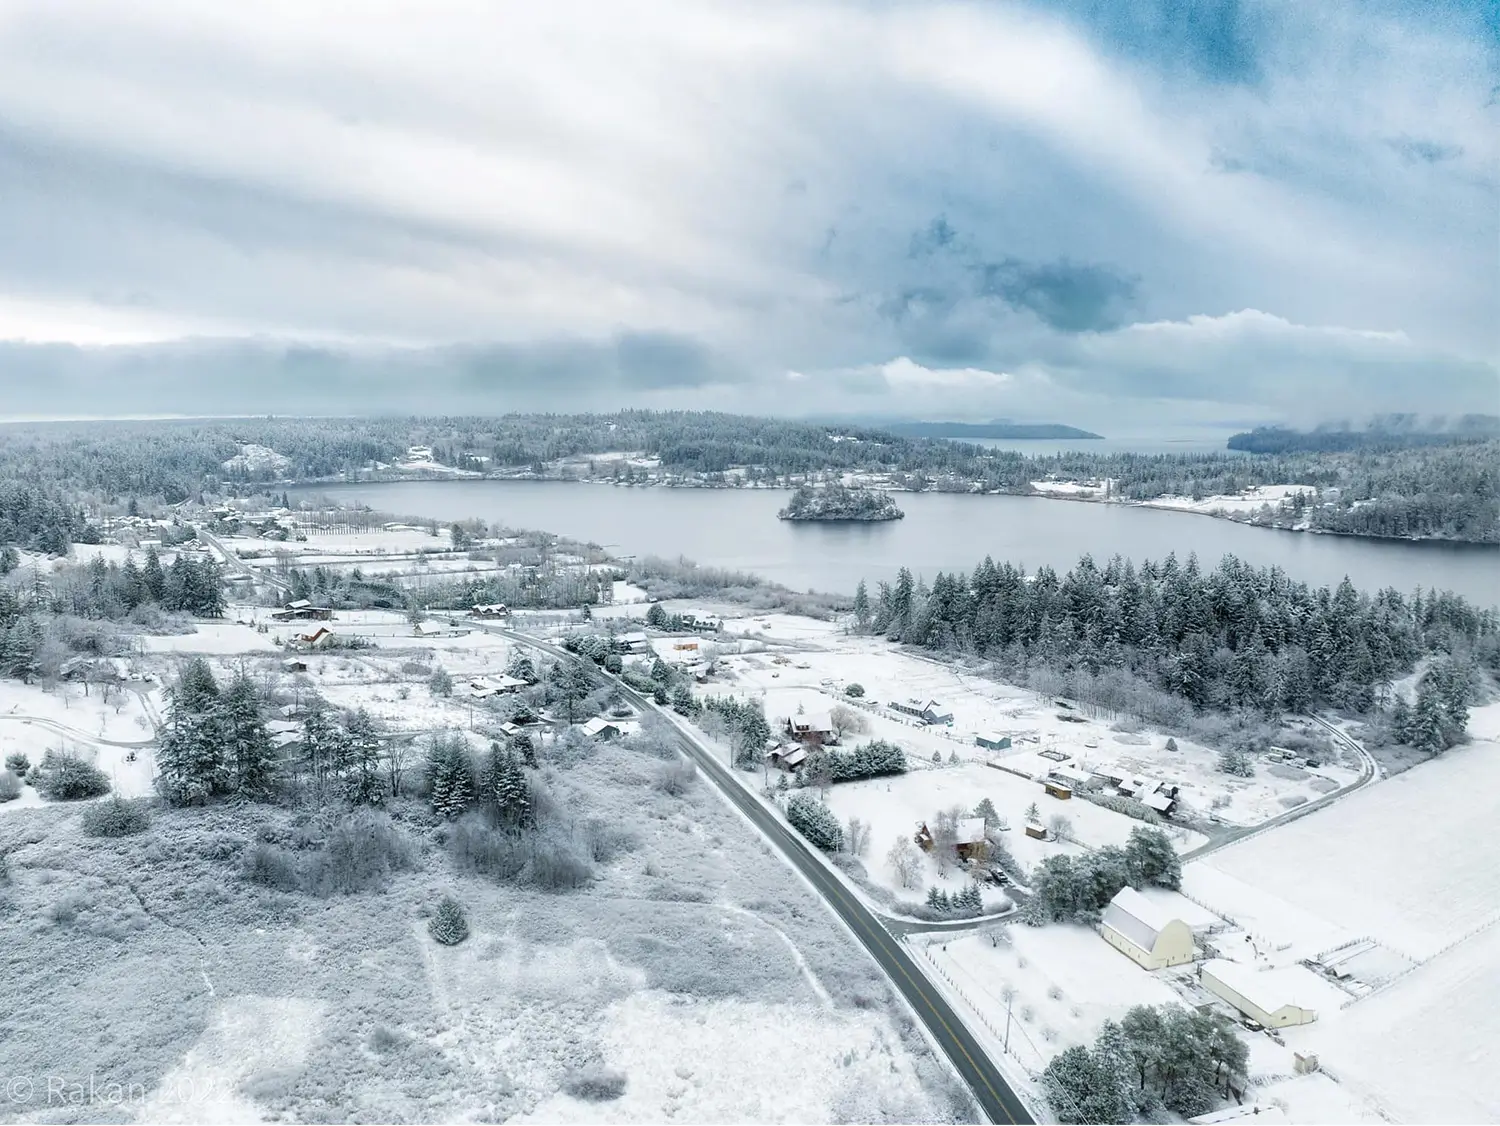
[[765, 710, 838, 772], [1024, 758, 1180, 816]]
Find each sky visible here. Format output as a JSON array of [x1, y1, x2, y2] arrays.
[[0, 0, 1495, 430]]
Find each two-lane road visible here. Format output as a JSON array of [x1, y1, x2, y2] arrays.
[[479, 622, 1034, 1125]]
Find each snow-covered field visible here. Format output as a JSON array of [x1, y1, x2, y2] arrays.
[[1287, 920, 1500, 1124], [921, 925, 1182, 1076], [701, 619, 1351, 830], [1161, 702, 1500, 1123], [1140, 484, 1307, 516], [0, 679, 158, 744], [138, 621, 280, 654], [1191, 704, 1500, 963]]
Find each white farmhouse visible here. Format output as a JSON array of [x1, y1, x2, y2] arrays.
[[1100, 886, 1196, 970], [1200, 960, 1322, 1028]]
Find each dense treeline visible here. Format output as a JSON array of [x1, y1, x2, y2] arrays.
[[1228, 415, 1499, 453], [859, 552, 1496, 722], [0, 482, 95, 554], [0, 548, 223, 684], [1043, 1004, 1248, 1122]]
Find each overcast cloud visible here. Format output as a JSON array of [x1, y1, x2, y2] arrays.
[[0, 0, 1494, 428]]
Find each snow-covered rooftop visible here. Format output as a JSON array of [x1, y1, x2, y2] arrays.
[[1201, 960, 1327, 1018], [1102, 886, 1177, 953], [955, 817, 986, 845]]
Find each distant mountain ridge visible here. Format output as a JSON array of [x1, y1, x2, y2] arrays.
[[880, 420, 1103, 440]]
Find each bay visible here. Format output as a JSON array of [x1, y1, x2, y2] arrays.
[[291, 480, 1499, 607]]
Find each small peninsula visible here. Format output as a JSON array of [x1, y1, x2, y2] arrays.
[[778, 484, 904, 522]]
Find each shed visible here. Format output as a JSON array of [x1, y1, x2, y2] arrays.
[[1052, 765, 1093, 787], [1043, 781, 1073, 800], [1024, 823, 1048, 840], [581, 717, 622, 740], [282, 659, 308, 673], [1142, 790, 1178, 815], [1100, 886, 1195, 970], [272, 601, 334, 622], [975, 732, 1012, 751], [892, 698, 953, 725], [617, 631, 650, 652], [1200, 960, 1322, 1028]]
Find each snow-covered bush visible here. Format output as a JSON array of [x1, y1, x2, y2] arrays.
[[0, 770, 20, 803], [562, 1066, 627, 1101], [81, 798, 151, 837], [33, 752, 110, 801]]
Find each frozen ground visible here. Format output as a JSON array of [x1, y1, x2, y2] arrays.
[[1139, 484, 1306, 516], [920, 925, 1181, 1076], [1286, 920, 1500, 1124], [1166, 702, 1500, 1123], [706, 622, 1350, 829], [1191, 702, 1500, 963], [0, 736, 966, 1124], [139, 622, 281, 654], [0, 680, 158, 744]]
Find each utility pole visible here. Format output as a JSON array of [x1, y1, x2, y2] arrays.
[[1004, 993, 1013, 1054]]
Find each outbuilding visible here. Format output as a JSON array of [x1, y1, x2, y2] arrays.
[[1200, 960, 1322, 1028], [1043, 781, 1073, 800], [1100, 886, 1195, 970], [975, 732, 1012, 751], [892, 698, 954, 725], [580, 717, 622, 740]]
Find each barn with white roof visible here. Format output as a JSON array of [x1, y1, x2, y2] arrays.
[[1100, 885, 1196, 970]]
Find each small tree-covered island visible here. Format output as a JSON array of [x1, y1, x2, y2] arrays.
[[777, 483, 905, 522]]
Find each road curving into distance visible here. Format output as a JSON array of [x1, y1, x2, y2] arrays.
[[473, 620, 1035, 1125]]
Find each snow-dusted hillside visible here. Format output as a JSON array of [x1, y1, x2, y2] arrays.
[[221, 443, 292, 475]]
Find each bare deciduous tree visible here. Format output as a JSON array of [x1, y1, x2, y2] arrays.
[[845, 816, 870, 857], [829, 703, 868, 740], [887, 835, 922, 889], [1047, 814, 1073, 843]]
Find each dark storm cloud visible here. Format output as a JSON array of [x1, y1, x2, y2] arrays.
[[976, 259, 1138, 333]]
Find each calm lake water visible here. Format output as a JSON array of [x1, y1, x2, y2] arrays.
[[293, 480, 1500, 607]]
